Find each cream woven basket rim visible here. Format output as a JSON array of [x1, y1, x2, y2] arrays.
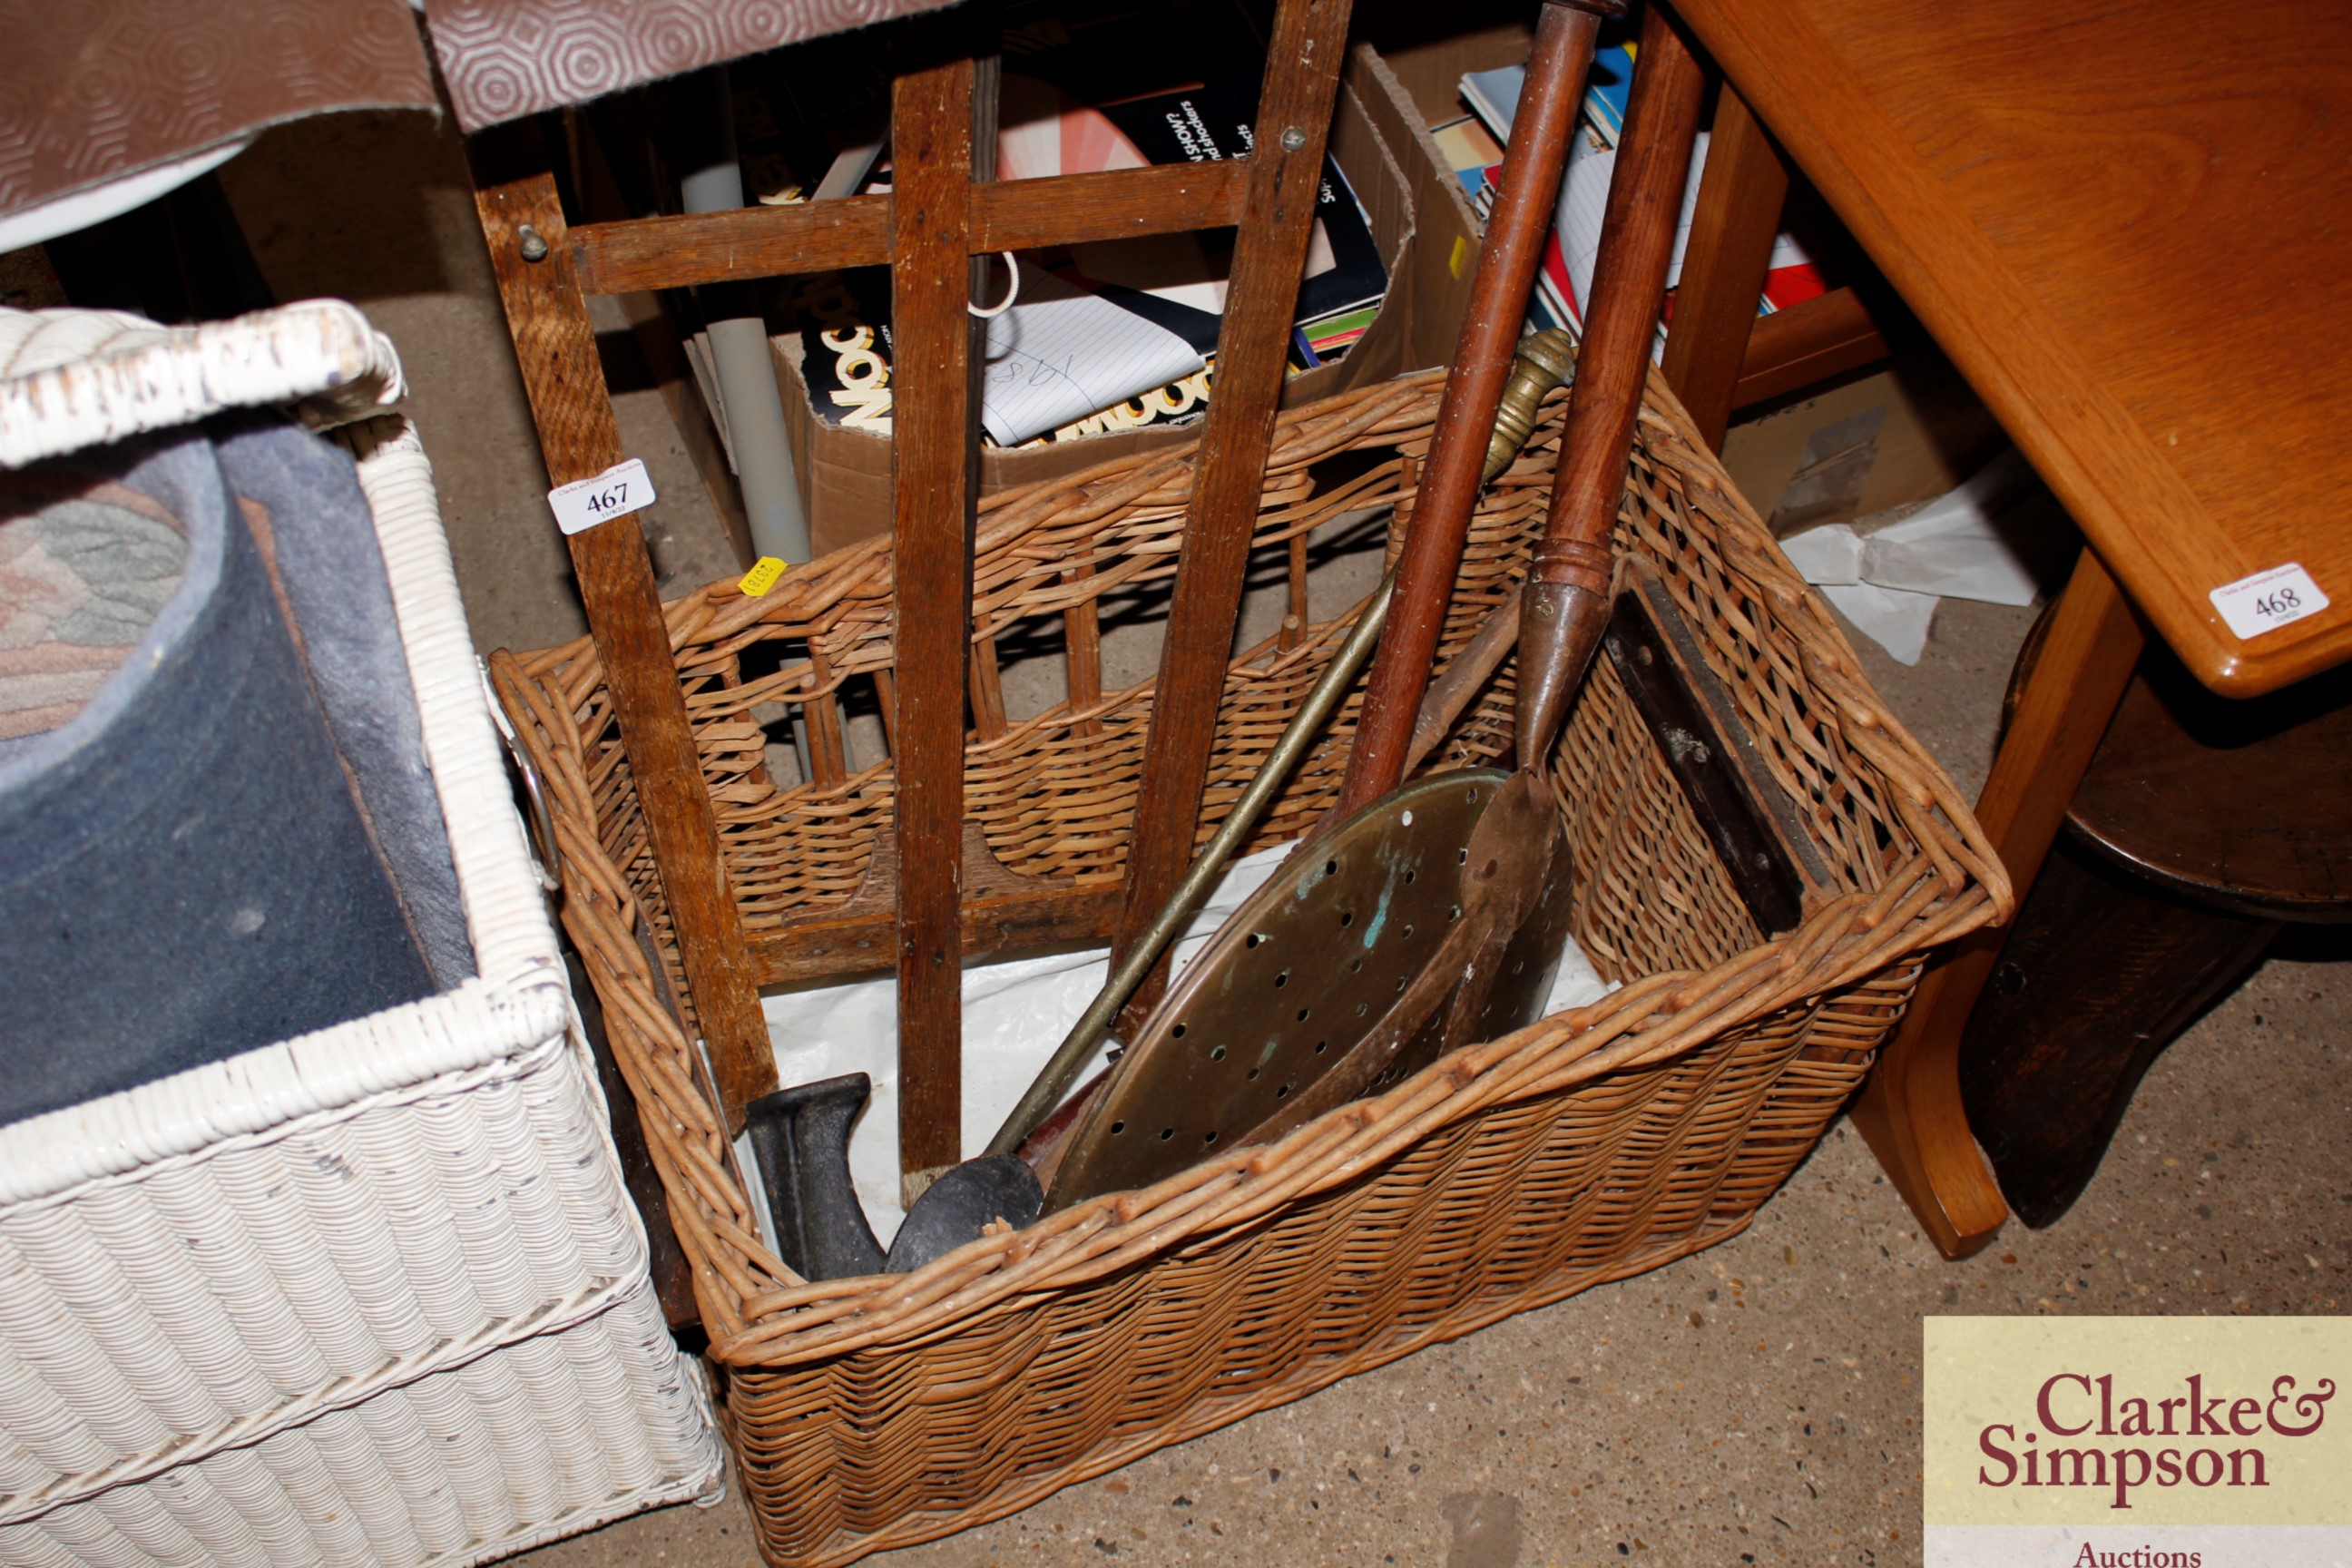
[[505, 362, 2012, 1376]]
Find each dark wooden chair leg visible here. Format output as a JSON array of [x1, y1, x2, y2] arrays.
[[1958, 834, 2278, 1228], [1848, 547, 2144, 1257], [471, 122, 777, 1134], [1108, 0, 1356, 1033]]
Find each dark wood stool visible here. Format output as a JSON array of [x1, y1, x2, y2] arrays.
[[1957, 613, 2352, 1227]]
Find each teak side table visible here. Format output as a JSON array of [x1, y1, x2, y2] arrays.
[[1660, 0, 2352, 1256]]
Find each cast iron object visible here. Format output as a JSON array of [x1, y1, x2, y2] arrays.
[[1045, 769, 1558, 1211], [747, 1074, 1045, 1282], [883, 1155, 1044, 1273], [744, 1074, 887, 1281]]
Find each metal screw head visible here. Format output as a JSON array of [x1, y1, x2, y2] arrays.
[[1279, 125, 1308, 152], [516, 224, 550, 263]]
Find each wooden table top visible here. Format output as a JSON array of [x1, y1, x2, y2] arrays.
[[1672, 0, 2352, 697]]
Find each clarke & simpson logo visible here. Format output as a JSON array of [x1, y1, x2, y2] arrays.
[[1975, 1369, 2335, 1509], [1925, 1318, 2349, 1568]]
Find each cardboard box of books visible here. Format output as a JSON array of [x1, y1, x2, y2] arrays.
[[728, 47, 1431, 557], [1354, 14, 2002, 538]]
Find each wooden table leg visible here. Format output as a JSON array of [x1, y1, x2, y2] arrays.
[[1109, 0, 1355, 1032], [1849, 547, 2144, 1257], [470, 123, 775, 1134], [1660, 84, 1788, 453], [888, 49, 993, 1183]]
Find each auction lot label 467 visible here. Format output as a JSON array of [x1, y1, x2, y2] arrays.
[[1926, 1318, 2347, 1568]]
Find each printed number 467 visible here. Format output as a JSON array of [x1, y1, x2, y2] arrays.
[[583, 482, 629, 514]]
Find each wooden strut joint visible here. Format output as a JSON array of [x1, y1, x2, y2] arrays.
[[1280, 531, 1309, 651], [888, 50, 995, 1180], [1333, 0, 1611, 817], [1063, 563, 1103, 740], [803, 646, 848, 788], [565, 162, 1250, 297], [1516, 6, 1708, 771], [1107, 0, 1359, 1034], [467, 125, 776, 1135], [1729, 285, 1886, 411], [969, 626, 1009, 744], [1848, 548, 2145, 1258], [1659, 84, 1791, 452]]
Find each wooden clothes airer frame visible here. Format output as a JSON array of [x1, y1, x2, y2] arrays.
[[467, 0, 1358, 1203]]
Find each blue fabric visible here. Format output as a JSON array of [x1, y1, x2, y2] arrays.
[[213, 418, 473, 989], [0, 420, 440, 1126]]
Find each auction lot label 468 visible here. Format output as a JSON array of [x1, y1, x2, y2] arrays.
[[1925, 1318, 2347, 1568]]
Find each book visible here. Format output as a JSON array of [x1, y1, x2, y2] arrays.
[[1427, 114, 1504, 198], [792, 270, 1316, 445], [1074, 74, 1388, 354], [1459, 39, 1635, 153], [792, 70, 1387, 439], [1551, 131, 1824, 331], [1460, 63, 1824, 347]]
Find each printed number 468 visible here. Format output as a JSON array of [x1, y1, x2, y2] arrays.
[[2253, 587, 2302, 618], [583, 483, 630, 514]]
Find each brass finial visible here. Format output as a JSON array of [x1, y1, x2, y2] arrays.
[[1483, 328, 1577, 482]]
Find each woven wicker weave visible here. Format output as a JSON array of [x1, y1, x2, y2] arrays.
[[0, 305, 722, 1568], [497, 362, 2006, 1568]]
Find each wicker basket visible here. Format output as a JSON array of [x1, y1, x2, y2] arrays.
[[0, 305, 723, 1568], [497, 362, 2006, 1568]]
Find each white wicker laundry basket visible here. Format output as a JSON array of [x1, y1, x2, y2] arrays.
[[0, 302, 724, 1568]]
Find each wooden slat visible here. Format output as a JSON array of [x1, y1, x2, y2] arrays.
[[570, 195, 893, 296], [1730, 284, 1888, 409], [1661, 85, 1789, 451], [887, 52, 988, 1179], [974, 162, 1248, 251], [468, 125, 776, 1133], [1848, 549, 2144, 1258], [750, 885, 1124, 988], [1108, 0, 1356, 1033], [567, 162, 1249, 297]]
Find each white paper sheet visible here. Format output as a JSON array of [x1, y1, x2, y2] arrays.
[[761, 839, 1614, 1242], [978, 263, 1205, 446], [1781, 448, 2072, 664]]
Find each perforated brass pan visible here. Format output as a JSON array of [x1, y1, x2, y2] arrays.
[[1047, 769, 1512, 1210]]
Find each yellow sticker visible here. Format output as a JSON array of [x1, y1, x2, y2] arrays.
[[739, 556, 789, 597], [1448, 235, 1468, 279]]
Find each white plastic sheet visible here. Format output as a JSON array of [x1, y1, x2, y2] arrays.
[[1779, 448, 2071, 664], [761, 838, 1612, 1241]]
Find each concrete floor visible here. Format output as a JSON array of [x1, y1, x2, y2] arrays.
[[175, 98, 2352, 1568]]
